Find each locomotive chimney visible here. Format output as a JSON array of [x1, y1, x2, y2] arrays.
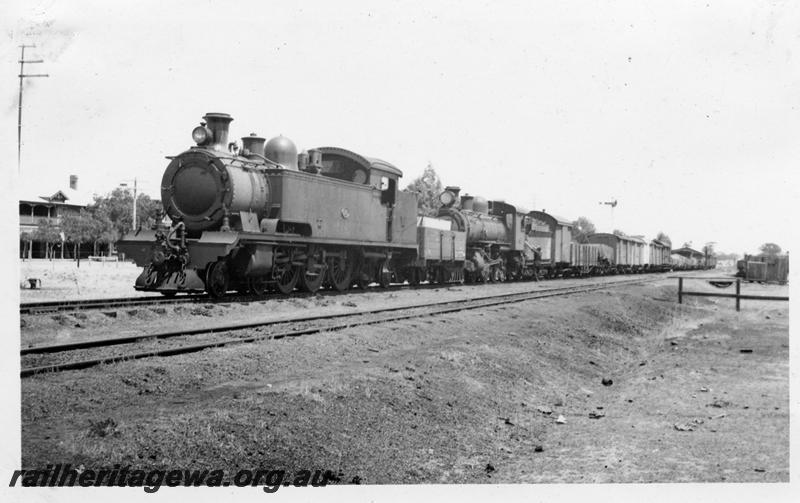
[[241, 133, 266, 158], [69, 175, 78, 190], [203, 112, 234, 151]]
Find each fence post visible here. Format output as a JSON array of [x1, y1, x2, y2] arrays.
[[735, 279, 741, 311], [678, 277, 683, 304]]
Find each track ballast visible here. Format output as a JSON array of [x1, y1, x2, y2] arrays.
[[21, 275, 669, 377]]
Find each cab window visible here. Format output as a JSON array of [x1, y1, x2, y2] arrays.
[[380, 176, 396, 205]]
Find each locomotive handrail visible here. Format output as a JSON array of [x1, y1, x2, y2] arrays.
[[166, 221, 186, 251]]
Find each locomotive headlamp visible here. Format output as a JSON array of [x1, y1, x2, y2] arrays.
[[192, 125, 213, 146], [439, 190, 456, 207]]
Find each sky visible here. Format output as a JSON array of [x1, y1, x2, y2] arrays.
[[1, 0, 799, 255], [0, 2, 799, 498]]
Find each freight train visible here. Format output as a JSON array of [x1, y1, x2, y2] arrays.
[[118, 113, 715, 297]]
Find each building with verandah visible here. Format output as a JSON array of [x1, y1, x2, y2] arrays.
[[19, 175, 94, 259]]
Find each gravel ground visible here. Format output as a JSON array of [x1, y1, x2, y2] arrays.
[[20, 276, 789, 485], [19, 260, 155, 302], [20, 267, 670, 348]]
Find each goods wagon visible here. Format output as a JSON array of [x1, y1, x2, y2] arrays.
[[736, 254, 788, 284], [671, 247, 705, 270], [585, 233, 647, 273], [648, 239, 672, 271], [569, 243, 614, 275], [527, 210, 573, 269], [414, 216, 467, 283]]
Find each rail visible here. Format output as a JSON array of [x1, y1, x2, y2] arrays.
[[21, 276, 658, 377], [671, 276, 789, 311]]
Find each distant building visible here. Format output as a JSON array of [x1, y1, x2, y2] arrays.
[[19, 175, 94, 259]]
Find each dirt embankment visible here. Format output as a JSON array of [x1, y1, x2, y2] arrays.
[[21, 280, 789, 483]]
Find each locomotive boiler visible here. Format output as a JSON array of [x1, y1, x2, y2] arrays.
[[162, 113, 278, 234], [435, 186, 537, 282]]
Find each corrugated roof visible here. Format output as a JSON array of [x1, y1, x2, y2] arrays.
[[528, 210, 573, 227], [672, 246, 704, 258], [588, 232, 645, 244], [18, 181, 94, 207]]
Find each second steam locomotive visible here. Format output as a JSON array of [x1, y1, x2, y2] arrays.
[[118, 113, 715, 297]]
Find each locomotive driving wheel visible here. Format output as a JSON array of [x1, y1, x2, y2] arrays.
[[248, 277, 269, 296], [327, 248, 353, 292], [205, 260, 229, 298], [300, 246, 326, 293], [275, 267, 299, 294], [273, 247, 299, 295]]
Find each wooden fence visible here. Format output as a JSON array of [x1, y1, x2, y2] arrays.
[[673, 276, 789, 312]]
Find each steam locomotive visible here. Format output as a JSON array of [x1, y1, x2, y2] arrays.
[[118, 112, 714, 297]]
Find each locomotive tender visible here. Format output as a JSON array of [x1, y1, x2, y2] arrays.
[[118, 112, 714, 297]]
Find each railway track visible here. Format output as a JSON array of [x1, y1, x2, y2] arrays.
[[19, 270, 683, 315], [19, 281, 438, 315], [20, 294, 201, 315], [21, 275, 666, 378]]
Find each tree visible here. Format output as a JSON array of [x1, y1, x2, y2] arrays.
[[404, 163, 443, 216], [759, 243, 781, 256], [33, 218, 61, 260], [136, 194, 163, 229], [61, 210, 97, 265], [20, 231, 32, 259], [571, 217, 596, 242], [656, 232, 671, 245], [90, 188, 162, 253], [612, 229, 626, 236], [93, 188, 135, 238], [93, 188, 161, 234], [90, 212, 117, 256]]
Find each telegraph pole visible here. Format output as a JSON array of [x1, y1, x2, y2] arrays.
[[18, 44, 49, 174], [132, 178, 138, 230], [120, 178, 139, 230]]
